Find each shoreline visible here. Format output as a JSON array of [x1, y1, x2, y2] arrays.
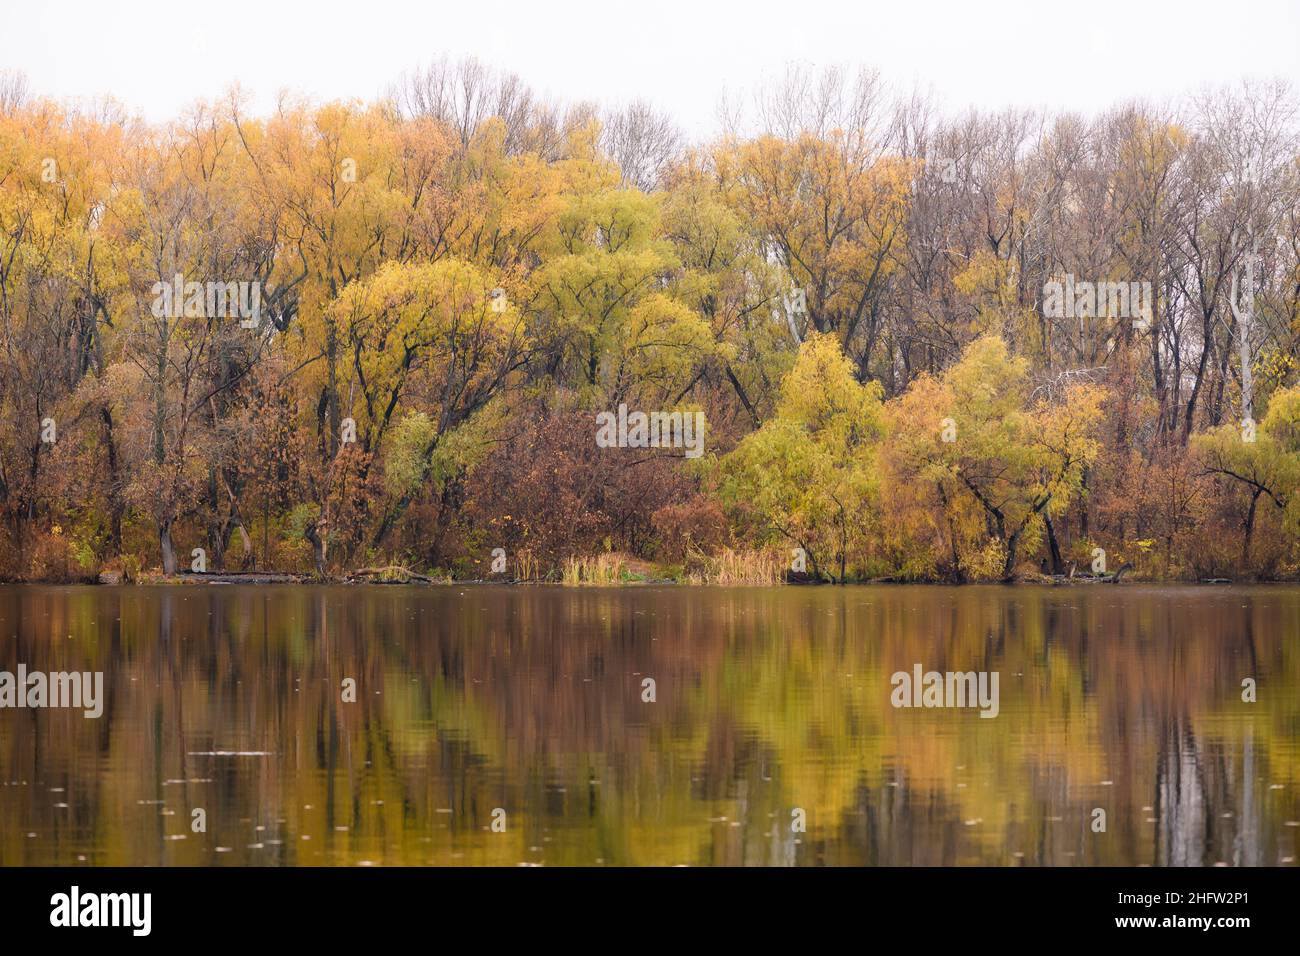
[[0, 573, 1287, 588]]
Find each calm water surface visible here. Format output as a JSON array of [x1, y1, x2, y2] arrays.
[[0, 584, 1297, 866]]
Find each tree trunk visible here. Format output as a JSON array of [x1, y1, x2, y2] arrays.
[[1044, 513, 1065, 575], [724, 363, 760, 429], [305, 520, 328, 578], [1001, 528, 1020, 581], [1242, 488, 1261, 570], [936, 483, 965, 582], [159, 522, 177, 576], [100, 405, 123, 556]]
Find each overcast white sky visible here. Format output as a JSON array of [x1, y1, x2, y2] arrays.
[[3, 0, 1298, 136]]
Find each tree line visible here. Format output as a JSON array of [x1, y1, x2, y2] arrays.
[[1, 62, 1298, 583]]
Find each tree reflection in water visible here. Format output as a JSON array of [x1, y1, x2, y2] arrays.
[[0, 584, 1296, 866]]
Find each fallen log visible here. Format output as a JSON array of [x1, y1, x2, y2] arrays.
[[347, 565, 433, 584], [175, 571, 311, 584]]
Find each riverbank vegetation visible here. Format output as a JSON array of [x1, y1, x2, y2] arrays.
[[2, 64, 1299, 584]]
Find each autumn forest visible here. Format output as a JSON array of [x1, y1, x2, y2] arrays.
[[2, 63, 1299, 584]]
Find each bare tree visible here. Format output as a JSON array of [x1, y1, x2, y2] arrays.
[[0, 69, 28, 116], [754, 64, 890, 148], [394, 56, 566, 158], [600, 101, 682, 191]]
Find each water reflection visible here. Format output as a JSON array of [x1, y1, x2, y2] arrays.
[[0, 584, 1296, 866]]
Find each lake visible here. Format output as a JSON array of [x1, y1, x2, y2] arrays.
[[0, 584, 1296, 866]]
